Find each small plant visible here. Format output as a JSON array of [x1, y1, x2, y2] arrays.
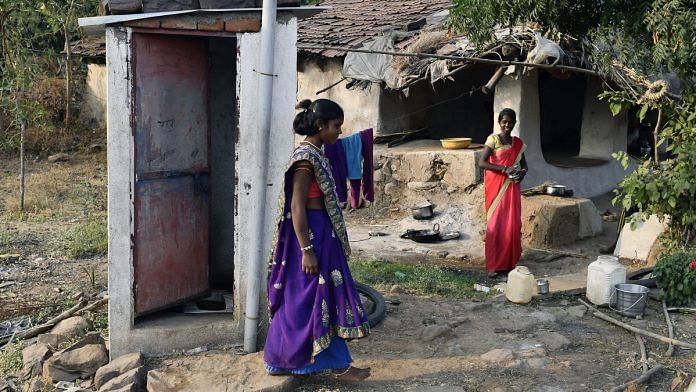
[[0, 342, 23, 379], [91, 312, 109, 335], [350, 257, 483, 299], [652, 251, 696, 306], [59, 220, 107, 259], [81, 265, 97, 288]]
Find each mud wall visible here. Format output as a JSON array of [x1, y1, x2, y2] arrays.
[[494, 71, 632, 198], [297, 57, 381, 134]]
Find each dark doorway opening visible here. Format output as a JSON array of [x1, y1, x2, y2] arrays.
[[539, 72, 586, 166]]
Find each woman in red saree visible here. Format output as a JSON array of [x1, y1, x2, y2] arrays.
[[478, 109, 528, 279]]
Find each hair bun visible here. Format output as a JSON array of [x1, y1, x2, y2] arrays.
[[296, 99, 312, 111]]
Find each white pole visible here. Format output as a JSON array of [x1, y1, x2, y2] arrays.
[[244, 0, 277, 353]]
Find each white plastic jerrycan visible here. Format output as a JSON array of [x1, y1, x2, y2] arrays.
[[586, 255, 626, 306], [506, 266, 535, 304]]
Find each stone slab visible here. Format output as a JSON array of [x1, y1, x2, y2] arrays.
[[537, 272, 586, 297], [614, 213, 668, 264], [490, 272, 586, 300], [147, 351, 297, 392]]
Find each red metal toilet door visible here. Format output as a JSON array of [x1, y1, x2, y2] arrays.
[[132, 33, 210, 316]]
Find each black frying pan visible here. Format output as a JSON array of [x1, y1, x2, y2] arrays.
[[401, 224, 441, 243]]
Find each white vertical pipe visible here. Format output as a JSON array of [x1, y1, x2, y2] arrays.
[[244, 0, 277, 353]]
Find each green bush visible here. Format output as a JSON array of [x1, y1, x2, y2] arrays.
[[653, 251, 696, 306], [60, 220, 107, 259]]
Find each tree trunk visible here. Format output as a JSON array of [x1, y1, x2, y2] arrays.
[[64, 28, 72, 128], [653, 108, 662, 163], [16, 96, 26, 214]]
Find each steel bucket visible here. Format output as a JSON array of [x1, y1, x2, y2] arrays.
[[611, 283, 650, 317]]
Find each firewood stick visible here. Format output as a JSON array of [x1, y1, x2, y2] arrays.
[[528, 247, 587, 258], [635, 334, 648, 373], [609, 365, 664, 392], [578, 299, 696, 349], [667, 307, 696, 313], [662, 299, 675, 357], [76, 297, 108, 315], [0, 299, 87, 345]]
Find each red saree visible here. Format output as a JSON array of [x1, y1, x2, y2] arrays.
[[484, 137, 526, 273]]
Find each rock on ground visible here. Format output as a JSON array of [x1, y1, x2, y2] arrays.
[[447, 317, 470, 329], [44, 343, 108, 382], [50, 316, 91, 341], [48, 153, 70, 163], [566, 305, 587, 319], [536, 331, 571, 351], [38, 333, 69, 349], [22, 343, 52, 378], [480, 348, 514, 364], [516, 347, 547, 358], [389, 285, 404, 294], [105, 385, 138, 392], [26, 377, 47, 392], [420, 325, 452, 342], [95, 352, 143, 390], [524, 357, 551, 369], [99, 366, 145, 392]]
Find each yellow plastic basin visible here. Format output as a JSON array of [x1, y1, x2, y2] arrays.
[[440, 137, 472, 149]]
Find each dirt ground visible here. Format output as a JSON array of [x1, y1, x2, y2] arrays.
[[294, 292, 696, 391], [1, 156, 694, 391], [0, 153, 108, 324]]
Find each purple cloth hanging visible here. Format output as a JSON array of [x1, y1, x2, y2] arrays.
[[324, 139, 348, 203], [349, 179, 362, 209], [360, 128, 374, 202]]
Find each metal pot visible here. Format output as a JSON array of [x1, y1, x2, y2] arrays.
[[537, 279, 550, 295], [546, 185, 566, 196], [411, 202, 434, 220]]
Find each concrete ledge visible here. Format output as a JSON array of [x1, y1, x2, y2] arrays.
[[112, 313, 238, 358]]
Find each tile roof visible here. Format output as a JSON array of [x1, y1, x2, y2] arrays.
[[68, 37, 106, 60], [298, 0, 452, 57]]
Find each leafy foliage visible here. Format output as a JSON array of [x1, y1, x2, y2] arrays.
[[652, 251, 696, 306], [644, 0, 696, 78], [1, 0, 99, 144], [611, 92, 696, 247], [448, 0, 695, 79]]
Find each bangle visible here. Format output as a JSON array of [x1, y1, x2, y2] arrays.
[[300, 244, 314, 252], [501, 166, 507, 173]]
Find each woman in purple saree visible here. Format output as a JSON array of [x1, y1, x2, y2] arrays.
[[264, 99, 371, 381]]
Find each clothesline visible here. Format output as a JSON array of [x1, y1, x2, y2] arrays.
[[297, 43, 602, 78]]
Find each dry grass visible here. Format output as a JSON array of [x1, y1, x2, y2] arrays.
[[393, 30, 451, 73], [0, 153, 106, 222], [0, 153, 107, 258]]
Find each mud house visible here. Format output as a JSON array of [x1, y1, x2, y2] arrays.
[[296, 0, 648, 199], [79, 5, 322, 358], [70, 38, 107, 130], [294, 0, 674, 259]]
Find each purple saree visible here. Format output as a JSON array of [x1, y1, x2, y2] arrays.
[[264, 144, 370, 372]]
